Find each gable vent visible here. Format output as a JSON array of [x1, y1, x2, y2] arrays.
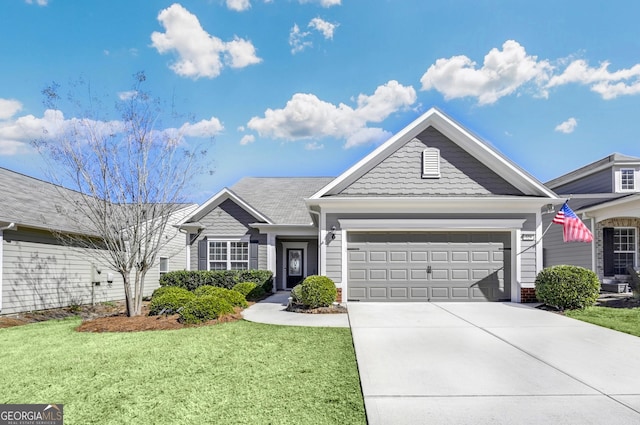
[[422, 148, 441, 179]]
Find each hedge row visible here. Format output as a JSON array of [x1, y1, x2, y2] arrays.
[[160, 270, 273, 293]]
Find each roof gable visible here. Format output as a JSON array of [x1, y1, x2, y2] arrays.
[[338, 128, 522, 196], [180, 188, 273, 228], [311, 108, 556, 199]]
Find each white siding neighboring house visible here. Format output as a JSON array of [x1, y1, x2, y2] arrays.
[[0, 168, 195, 315]]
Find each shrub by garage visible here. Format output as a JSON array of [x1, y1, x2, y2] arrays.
[[295, 275, 337, 309], [535, 265, 600, 311]]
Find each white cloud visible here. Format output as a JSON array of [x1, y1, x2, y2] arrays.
[[25, 0, 48, 5], [548, 60, 640, 99], [0, 108, 221, 156], [309, 17, 338, 39], [345, 128, 391, 148], [179, 117, 224, 138], [289, 24, 312, 54], [240, 134, 255, 145], [420, 40, 552, 105], [226, 0, 251, 11], [0, 99, 23, 120], [151, 3, 261, 79], [247, 80, 416, 148], [421, 40, 640, 104], [298, 0, 341, 7], [555, 117, 577, 134], [305, 141, 324, 150]]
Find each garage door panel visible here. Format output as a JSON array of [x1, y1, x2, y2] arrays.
[[451, 269, 470, 280], [431, 251, 449, 262], [349, 251, 366, 262], [369, 251, 387, 262], [369, 287, 388, 299], [430, 269, 449, 280], [389, 269, 408, 280], [349, 269, 366, 280], [410, 251, 428, 262], [347, 232, 511, 302], [390, 287, 408, 298], [389, 251, 407, 262], [369, 269, 387, 280]]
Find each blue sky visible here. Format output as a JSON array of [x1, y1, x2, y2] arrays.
[[2, 0, 640, 202]]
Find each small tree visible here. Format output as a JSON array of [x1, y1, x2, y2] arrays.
[[34, 72, 208, 316]]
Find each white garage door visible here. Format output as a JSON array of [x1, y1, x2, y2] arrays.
[[347, 232, 510, 302]]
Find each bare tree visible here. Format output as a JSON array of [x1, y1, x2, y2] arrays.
[[34, 72, 207, 316]]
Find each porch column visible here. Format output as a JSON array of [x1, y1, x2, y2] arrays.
[[267, 233, 277, 293]]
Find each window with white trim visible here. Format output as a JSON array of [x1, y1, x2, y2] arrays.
[[613, 228, 636, 275], [159, 257, 169, 276], [209, 241, 249, 270], [620, 168, 635, 191]]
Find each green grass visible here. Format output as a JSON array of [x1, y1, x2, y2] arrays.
[[0, 319, 366, 425], [566, 307, 640, 337]]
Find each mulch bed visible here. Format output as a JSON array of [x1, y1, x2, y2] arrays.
[[285, 302, 347, 314], [0, 301, 245, 332]]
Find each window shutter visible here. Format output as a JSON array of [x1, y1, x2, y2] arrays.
[[249, 240, 259, 270], [603, 227, 614, 276], [422, 148, 441, 178], [198, 238, 208, 271]]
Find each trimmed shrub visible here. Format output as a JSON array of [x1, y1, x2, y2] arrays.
[[148, 287, 195, 315], [291, 284, 303, 304], [232, 282, 258, 297], [178, 296, 234, 324], [236, 270, 274, 293], [159, 270, 274, 292], [193, 285, 248, 308], [535, 265, 600, 310], [231, 281, 264, 301], [297, 275, 337, 308]]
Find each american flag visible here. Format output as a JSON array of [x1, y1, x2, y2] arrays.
[[552, 202, 593, 243]]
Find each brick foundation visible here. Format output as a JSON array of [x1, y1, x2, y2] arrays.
[[336, 288, 342, 303], [520, 287, 537, 303]]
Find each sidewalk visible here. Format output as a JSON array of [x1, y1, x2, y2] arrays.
[[241, 291, 349, 327]]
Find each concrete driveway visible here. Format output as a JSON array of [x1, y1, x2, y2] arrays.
[[348, 302, 640, 425]]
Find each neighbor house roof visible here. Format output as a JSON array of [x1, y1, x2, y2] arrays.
[[0, 167, 197, 236], [0, 167, 93, 234], [545, 153, 640, 190]]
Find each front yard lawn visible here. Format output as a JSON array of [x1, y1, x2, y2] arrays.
[[0, 318, 366, 425], [566, 306, 640, 337]]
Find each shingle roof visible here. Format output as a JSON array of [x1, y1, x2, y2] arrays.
[[545, 153, 640, 189], [0, 167, 93, 234], [230, 177, 334, 225]]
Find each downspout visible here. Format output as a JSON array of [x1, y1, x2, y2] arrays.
[[0, 223, 17, 313]]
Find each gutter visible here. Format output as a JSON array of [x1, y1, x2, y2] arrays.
[[0, 222, 17, 313]]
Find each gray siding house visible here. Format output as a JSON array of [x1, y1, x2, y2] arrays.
[[178, 108, 558, 303], [544, 154, 640, 290], [0, 168, 195, 315]]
